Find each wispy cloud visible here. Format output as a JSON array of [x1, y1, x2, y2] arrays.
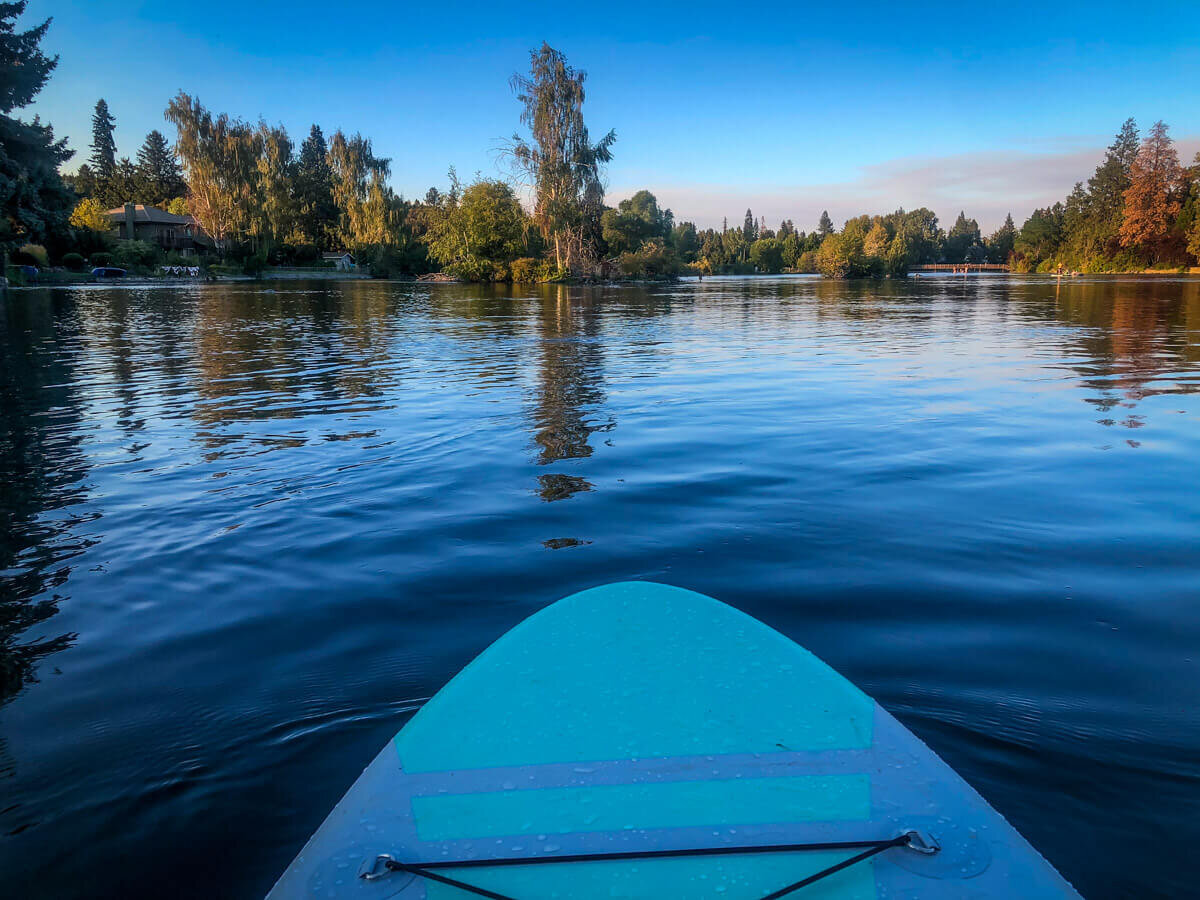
[[612, 137, 1200, 234]]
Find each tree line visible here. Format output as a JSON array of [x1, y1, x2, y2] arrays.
[[3, 0, 1199, 282], [1008, 119, 1200, 272]]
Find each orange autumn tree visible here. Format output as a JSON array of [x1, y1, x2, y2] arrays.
[[1120, 120, 1183, 263]]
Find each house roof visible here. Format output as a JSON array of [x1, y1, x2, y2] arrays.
[[322, 252, 354, 260], [106, 204, 197, 226]]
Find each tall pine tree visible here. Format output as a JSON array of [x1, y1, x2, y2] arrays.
[[1070, 118, 1139, 259], [295, 124, 335, 247], [89, 98, 116, 179], [987, 213, 1016, 263], [0, 2, 73, 258], [135, 129, 185, 207]]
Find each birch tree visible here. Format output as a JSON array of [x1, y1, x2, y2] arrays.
[[164, 92, 258, 250], [509, 43, 615, 272]]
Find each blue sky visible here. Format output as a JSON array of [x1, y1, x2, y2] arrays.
[[29, 0, 1200, 231]]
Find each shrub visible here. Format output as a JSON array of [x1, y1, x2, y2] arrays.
[[111, 240, 160, 270], [17, 244, 49, 267], [284, 243, 320, 266], [617, 240, 682, 278], [509, 257, 541, 283], [242, 251, 268, 277], [90, 252, 112, 267], [62, 252, 85, 271], [795, 251, 819, 274]]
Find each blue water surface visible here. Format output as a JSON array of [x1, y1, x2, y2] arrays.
[[1, 275, 1197, 898]]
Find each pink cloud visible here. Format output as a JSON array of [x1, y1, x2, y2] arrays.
[[611, 137, 1200, 234]]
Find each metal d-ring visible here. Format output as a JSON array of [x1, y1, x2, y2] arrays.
[[901, 829, 941, 855], [359, 853, 395, 881]]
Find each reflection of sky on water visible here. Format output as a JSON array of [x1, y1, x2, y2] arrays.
[[1, 275, 1198, 899]]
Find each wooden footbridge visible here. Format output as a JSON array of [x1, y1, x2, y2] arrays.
[[911, 264, 1010, 273]]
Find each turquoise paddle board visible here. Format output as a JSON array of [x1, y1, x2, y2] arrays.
[[268, 582, 1080, 898]]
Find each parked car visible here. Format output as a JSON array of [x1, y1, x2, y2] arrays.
[[92, 267, 128, 279]]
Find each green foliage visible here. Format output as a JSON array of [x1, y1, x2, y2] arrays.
[[61, 251, 84, 270], [165, 93, 257, 249], [327, 129, 396, 249], [0, 2, 74, 256], [295, 125, 336, 248], [241, 250, 267, 277], [509, 257, 558, 282], [943, 211, 984, 263], [795, 250, 819, 273], [671, 221, 699, 261], [90, 251, 111, 267], [89, 98, 116, 179], [601, 190, 672, 255], [1013, 204, 1065, 271], [509, 43, 615, 272], [749, 237, 784, 273], [134, 129, 186, 207], [986, 214, 1016, 263], [111, 239, 159, 270], [816, 229, 864, 278], [423, 178, 530, 281], [616, 239, 682, 278]]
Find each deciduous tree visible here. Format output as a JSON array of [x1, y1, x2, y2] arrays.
[[601, 189, 671, 255], [165, 92, 259, 250], [424, 178, 530, 280], [68, 196, 108, 231], [508, 43, 615, 272]]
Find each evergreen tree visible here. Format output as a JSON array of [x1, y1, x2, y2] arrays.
[[0, 2, 73, 257], [1084, 117, 1139, 252], [295, 124, 335, 247], [987, 214, 1016, 263], [1013, 204, 1065, 271], [135, 129, 185, 207], [817, 209, 834, 237], [89, 98, 116, 179], [671, 221, 699, 261], [943, 211, 982, 263], [1121, 120, 1183, 262], [742, 208, 755, 243], [108, 157, 137, 206]]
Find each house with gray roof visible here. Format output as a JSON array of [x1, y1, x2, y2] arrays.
[[106, 204, 213, 255]]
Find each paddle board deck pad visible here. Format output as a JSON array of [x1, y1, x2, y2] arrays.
[[268, 582, 1080, 899]]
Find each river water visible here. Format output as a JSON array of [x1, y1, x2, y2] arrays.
[[1, 275, 1198, 898]]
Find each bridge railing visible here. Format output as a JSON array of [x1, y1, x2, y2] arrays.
[[910, 264, 1011, 272]]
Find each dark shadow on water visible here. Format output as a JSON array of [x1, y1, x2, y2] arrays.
[[0, 295, 89, 707]]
